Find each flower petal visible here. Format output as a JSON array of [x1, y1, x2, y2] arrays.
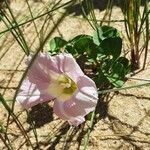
[[53, 100, 70, 120], [68, 116, 85, 126], [27, 53, 83, 90], [77, 75, 98, 100], [16, 79, 53, 109], [60, 53, 84, 82], [18, 52, 65, 107], [53, 75, 98, 126], [53, 93, 95, 125], [27, 52, 62, 87]]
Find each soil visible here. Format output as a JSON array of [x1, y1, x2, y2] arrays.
[[0, 0, 150, 149]]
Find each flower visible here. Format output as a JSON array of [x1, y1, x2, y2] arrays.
[[16, 52, 98, 126]]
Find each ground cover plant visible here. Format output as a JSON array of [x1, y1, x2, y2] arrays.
[[0, 0, 150, 149]]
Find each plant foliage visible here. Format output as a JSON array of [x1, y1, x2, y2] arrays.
[[49, 26, 131, 87]]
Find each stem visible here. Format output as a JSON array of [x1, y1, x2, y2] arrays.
[[4, 0, 30, 56], [25, 0, 41, 44], [100, 0, 112, 26], [79, 0, 95, 30], [62, 126, 74, 150], [0, 0, 75, 35], [0, 95, 34, 149], [0, 12, 28, 55], [0, 134, 13, 150], [98, 82, 150, 94], [26, 110, 39, 148], [83, 110, 95, 150], [142, 0, 149, 70]]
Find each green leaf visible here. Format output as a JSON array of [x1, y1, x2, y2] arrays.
[[117, 57, 131, 74], [100, 37, 122, 58], [101, 58, 113, 73], [100, 57, 130, 87], [69, 35, 91, 44], [74, 36, 91, 54], [65, 45, 77, 55], [112, 57, 131, 78], [93, 26, 119, 45], [49, 37, 67, 52], [117, 57, 129, 66], [107, 75, 124, 87], [73, 36, 98, 59], [94, 70, 109, 85], [113, 63, 126, 79]]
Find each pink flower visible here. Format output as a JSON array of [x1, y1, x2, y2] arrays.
[[16, 52, 98, 126]]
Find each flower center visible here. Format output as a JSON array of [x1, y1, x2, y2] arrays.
[[47, 73, 77, 101]]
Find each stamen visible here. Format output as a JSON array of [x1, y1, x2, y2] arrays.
[[47, 73, 77, 101]]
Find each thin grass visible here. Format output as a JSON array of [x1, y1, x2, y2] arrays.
[[142, 0, 149, 69], [0, 0, 75, 35], [0, 13, 29, 55], [0, 0, 149, 149], [26, 110, 40, 149], [0, 1, 72, 149], [123, 0, 150, 70], [25, 0, 41, 45], [0, 123, 13, 150], [0, 133, 13, 150], [4, 0, 30, 55], [0, 94, 34, 149]]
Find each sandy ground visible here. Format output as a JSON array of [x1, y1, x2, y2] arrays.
[[0, 0, 150, 149]]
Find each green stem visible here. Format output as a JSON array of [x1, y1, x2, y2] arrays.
[[84, 82, 150, 149], [0, 12, 28, 55], [98, 82, 150, 94], [138, 9, 150, 35], [79, 0, 95, 30], [100, 0, 112, 26], [26, 110, 39, 148], [0, 95, 34, 149], [83, 110, 95, 150], [86, 0, 98, 28], [0, 0, 74, 35], [0, 133, 13, 150], [4, 0, 30, 56], [25, 0, 41, 44], [142, 0, 149, 69], [62, 126, 74, 150]]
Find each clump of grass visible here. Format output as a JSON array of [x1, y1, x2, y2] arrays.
[[122, 0, 149, 70]]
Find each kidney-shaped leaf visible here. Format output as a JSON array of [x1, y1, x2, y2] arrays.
[[93, 26, 119, 45], [49, 37, 67, 52], [100, 37, 122, 58]]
